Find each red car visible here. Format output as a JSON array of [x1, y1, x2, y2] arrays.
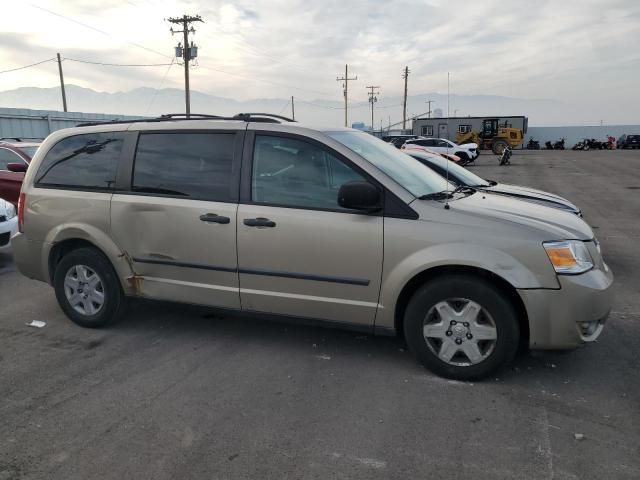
[[0, 139, 41, 206]]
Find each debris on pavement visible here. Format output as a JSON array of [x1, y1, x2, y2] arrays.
[[316, 354, 331, 360], [574, 433, 585, 441], [26, 320, 46, 328]]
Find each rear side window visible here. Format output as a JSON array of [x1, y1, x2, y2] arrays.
[[36, 133, 124, 189], [132, 133, 236, 201]]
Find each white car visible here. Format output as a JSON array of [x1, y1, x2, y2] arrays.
[[403, 137, 479, 162], [0, 198, 18, 253]]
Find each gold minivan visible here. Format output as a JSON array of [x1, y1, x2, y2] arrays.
[[12, 114, 614, 380]]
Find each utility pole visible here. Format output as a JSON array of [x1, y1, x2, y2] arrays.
[[402, 66, 409, 130], [168, 14, 203, 117], [56, 53, 67, 112], [336, 64, 357, 127], [291, 95, 295, 121], [366, 85, 380, 132], [426, 99, 434, 118]]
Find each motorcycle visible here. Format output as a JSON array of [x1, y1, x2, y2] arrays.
[[587, 138, 603, 150], [553, 138, 566, 150], [527, 137, 540, 150], [499, 145, 512, 166], [572, 139, 588, 150], [545, 141, 554, 150]]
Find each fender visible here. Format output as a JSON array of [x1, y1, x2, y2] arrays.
[[42, 222, 137, 294], [375, 242, 561, 330]]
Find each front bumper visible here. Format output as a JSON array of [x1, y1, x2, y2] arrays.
[[0, 217, 18, 253], [518, 265, 614, 350]]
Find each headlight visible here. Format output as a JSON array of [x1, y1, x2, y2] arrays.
[[543, 240, 593, 274], [5, 203, 16, 220]]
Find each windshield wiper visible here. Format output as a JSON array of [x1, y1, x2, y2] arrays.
[[419, 190, 454, 200]]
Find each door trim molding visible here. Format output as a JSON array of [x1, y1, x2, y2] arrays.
[[132, 257, 237, 273], [132, 257, 370, 286], [239, 267, 370, 286]]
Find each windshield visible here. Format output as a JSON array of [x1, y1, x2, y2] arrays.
[[326, 131, 455, 197], [409, 152, 490, 187]]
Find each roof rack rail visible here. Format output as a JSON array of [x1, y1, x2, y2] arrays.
[[158, 113, 224, 119], [233, 113, 295, 123], [75, 112, 297, 128], [0, 137, 44, 142]]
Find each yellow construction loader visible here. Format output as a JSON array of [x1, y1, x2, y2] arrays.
[[455, 118, 524, 154]]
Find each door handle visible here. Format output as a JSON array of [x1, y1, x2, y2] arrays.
[[199, 213, 230, 224], [243, 217, 276, 228]]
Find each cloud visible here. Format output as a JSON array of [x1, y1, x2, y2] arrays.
[[0, 0, 638, 122]]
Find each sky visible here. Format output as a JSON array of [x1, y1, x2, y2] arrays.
[[0, 0, 639, 120]]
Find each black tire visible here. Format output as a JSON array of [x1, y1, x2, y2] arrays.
[[403, 274, 520, 380], [492, 140, 508, 155], [53, 247, 125, 328], [456, 151, 470, 164]]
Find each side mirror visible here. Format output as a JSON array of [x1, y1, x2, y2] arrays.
[[338, 181, 381, 212], [7, 162, 27, 173]]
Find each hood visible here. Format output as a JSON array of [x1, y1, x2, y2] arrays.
[[414, 191, 594, 241], [481, 183, 580, 214], [460, 143, 478, 150]]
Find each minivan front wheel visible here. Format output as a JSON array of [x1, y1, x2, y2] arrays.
[[404, 274, 519, 380], [53, 248, 125, 328]]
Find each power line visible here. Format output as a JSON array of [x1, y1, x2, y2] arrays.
[[0, 58, 55, 74], [144, 58, 176, 115], [197, 64, 333, 98], [64, 57, 173, 67], [30, 3, 171, 59]]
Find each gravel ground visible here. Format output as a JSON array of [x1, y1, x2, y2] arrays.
[[1, 149, 639, 480]]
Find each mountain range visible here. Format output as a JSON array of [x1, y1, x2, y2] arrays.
[[0, 85, 630, 127]]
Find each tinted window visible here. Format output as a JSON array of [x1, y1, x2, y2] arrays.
[[252, 135, 366, 210], [133, 133, 236, 201], [0, 148, 23, 170], [36, 133, 123, 188]]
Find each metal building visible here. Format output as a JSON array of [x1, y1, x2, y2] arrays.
[[412, 115, 528, 140], [0, 107, 144, 140]]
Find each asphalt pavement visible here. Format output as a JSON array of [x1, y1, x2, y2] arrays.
[[1, 149, 639, 480]]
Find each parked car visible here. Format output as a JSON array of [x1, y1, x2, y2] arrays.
[[406, 150, 582, 216], [617, 134, 640, 149], [0, 197, 18, 253], [402, 143, 462, 163], [12, 114, 613, 380], [0, 139, 41, 206], [381, 134, 419, 148], [402, 137, 479, 163]]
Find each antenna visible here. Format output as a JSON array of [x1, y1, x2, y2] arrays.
[[444, 72, 451, 210]]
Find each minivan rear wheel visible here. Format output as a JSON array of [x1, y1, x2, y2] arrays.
[[403, 274, 519, 380], [53, 247, 125, 328]]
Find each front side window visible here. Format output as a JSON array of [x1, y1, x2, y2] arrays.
[[0, 148, 23, 170], [35, 133, 124, 189], [252, 135, 365, 210], [132, 133, 236, 201], [326, 130, 455, 198]]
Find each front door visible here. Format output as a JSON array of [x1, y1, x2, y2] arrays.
[[236, 133, 383, 326], [110, 130, 243, 309], [438, 123, 448, 139]]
